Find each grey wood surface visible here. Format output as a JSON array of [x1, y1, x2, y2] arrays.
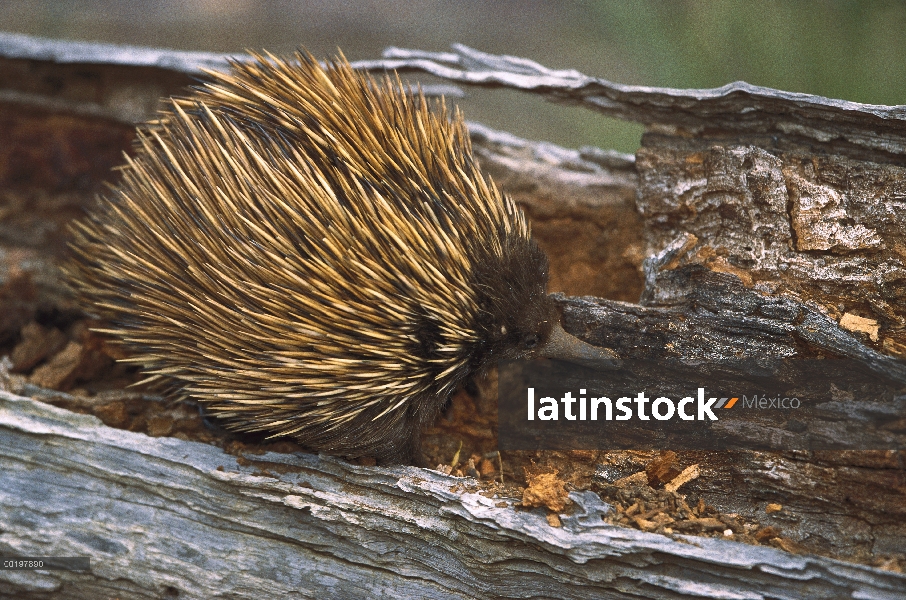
[[361, 44, 906, 160], [2, 390, 904, 599], [0, 33, 904, 599]]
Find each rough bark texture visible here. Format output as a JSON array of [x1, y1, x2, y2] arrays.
[[2, 391, 904, 600], [634, 137, 906, 357], [0, 33, 904, 598], [554, 261, 906, 561], [361, 43, 906, 354]]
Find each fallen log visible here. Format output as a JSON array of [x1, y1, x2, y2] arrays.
[[0, 33, 903, 598]]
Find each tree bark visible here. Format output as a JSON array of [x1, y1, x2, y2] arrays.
[[0, 33, 904, 598]]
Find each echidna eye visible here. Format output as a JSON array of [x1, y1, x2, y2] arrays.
[[523, 333, 540, 349]]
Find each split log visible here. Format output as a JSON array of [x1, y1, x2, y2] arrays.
[[3, 390, 904, 599], [0, 33, 904, 598]]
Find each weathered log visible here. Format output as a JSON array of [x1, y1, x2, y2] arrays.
[[0, 33, 904, 598], [361, 44, 906, 160], [3, 390, 905, 600], [361, 43, 906, 353]]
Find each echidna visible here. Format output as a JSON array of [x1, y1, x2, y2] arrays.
[[65, 51, 618, 463]]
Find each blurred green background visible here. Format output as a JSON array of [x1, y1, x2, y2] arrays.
[[2, 0, 904, 154]]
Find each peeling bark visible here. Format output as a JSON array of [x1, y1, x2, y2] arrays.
[[0, 34, 904, 599]]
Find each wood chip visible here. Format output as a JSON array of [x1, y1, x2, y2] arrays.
[[10, 322, 67, 372], [770, 537, 806, 555], [765, 503, 783, 514], [646, 450, 681, 487], [755, 526, 781, 543], [521, 470, 570, 513], [692, 517, 726, 531], [633, 517, 658, 531], [673, 517, 725, 532], [839, 313, 879, 342], [612, 471, 648, 488], [28, 341, 83, 389], [664, 464, 700, 493]]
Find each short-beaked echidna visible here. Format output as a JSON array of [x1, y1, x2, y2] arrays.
[[65, 51, 618, 463]]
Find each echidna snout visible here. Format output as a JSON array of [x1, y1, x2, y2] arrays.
[[64, 50, 620, 463]]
